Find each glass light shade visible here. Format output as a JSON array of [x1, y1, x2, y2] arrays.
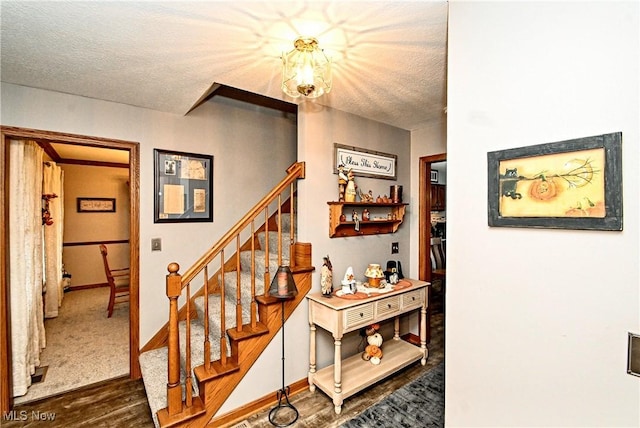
[[282, 37, 332, 99], [269, 265, 298, 299]]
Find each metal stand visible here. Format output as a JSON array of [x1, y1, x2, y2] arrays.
[[269, 300, 299, 427]]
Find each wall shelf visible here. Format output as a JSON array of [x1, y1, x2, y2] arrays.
[[328, 202, 408, 238]]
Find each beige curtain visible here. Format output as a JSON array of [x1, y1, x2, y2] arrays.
[[43, 162, 65, 317], [9, 139, 46, 397]]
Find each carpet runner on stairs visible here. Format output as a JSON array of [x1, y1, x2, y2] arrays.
[[139, 215, 291, 427]]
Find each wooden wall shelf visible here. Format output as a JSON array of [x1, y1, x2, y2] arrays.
[[328, 202, 408, 238]]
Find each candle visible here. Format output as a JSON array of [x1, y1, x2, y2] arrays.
[[277, 271, 288, 296]]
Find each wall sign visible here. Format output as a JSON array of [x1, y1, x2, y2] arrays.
[[77, 198, 116, 212], [333, 143, 397, 180]]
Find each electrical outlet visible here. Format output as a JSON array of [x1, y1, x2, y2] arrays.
[[391, 242, 399, 254], [151, 238, 162, 251]]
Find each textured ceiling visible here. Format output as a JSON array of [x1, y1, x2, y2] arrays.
[[1, 1, 448, 131]]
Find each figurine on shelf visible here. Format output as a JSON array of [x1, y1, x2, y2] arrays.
[[352, 210, 360, 232], [358, 188, 374, 203], [345, 169, 357, 202], [362, 208, 370, 221], [337, 164, 348, 202]]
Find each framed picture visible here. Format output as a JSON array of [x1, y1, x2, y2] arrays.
[[333, 143, 397, 180], [628, 332, 640, 377], [154, 149, 213, 223], [77, 197, 116, 212], [487, 132, 622, 230], [431, 170, 439, 183]]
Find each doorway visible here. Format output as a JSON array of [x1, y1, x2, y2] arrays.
[[419, 153, 446, 341], [0, 126, 140, 413]]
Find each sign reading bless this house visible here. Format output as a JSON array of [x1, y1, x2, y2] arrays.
[[334, 143, 397, 180]]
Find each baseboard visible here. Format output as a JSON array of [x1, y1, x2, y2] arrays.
[[208, 377, 309, 427], [68, 283, 109, 291]]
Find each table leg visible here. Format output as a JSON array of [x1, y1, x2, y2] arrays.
[[421, 303, 428, 365], [308, 323, 316, 392], [333, 335, 343, 414]]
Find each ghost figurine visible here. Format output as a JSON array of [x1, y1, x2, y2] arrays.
[[341, 266, 356, 294], [321, 255, 333, 297]]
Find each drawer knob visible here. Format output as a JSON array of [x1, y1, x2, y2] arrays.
[[359, 312, 363, 317], [412, 296, 416, 301], [387, 303, 391, 309]]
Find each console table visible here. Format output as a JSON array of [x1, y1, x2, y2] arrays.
[[307, 279, 428, 414]]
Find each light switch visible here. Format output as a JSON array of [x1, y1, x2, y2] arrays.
[[151, 238, 162, 251]]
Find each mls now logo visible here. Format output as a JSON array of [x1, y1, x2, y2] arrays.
[[3, 410, 28, 421]]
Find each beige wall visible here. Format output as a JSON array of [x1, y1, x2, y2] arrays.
[[62, 164, 130, 287], [446, 1, 639, 426]]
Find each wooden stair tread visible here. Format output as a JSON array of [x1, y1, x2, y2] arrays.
[[227, 321, 269, 341], [156, 396, 206, 428], [194, 357, 240, 383]]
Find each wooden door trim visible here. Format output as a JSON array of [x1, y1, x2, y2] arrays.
[[0, 126, 141, 414], [418, 153, 446, 282]]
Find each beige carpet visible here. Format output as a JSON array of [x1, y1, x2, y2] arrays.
[[14, 287, 129, 404]]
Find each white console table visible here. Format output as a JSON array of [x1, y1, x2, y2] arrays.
[[307, 279, 428, 414]]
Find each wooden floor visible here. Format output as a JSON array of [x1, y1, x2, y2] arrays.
[[2, 309, 444, 428]]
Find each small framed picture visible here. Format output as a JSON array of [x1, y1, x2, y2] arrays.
[[77, 197, 116, 213]]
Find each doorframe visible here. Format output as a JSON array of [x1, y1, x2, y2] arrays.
[[419, 153, 447, 282], [0, 126, 141, 413]]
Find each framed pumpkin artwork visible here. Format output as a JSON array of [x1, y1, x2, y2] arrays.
[[487, 132, 622, 231]]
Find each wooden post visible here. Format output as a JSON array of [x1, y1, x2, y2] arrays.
[[166, 263, 183, 415]]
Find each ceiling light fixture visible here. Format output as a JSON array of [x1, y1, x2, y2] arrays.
[[281, 36, 331, 99]]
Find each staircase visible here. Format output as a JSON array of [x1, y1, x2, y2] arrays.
[[139, 162, 313, 427]]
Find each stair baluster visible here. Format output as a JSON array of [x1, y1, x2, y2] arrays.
[[166, 263, 183, 416], [203, 265, 211, 371]]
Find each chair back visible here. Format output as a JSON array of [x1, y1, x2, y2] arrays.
[[430, 237, 445, 270], [99, 244, 113, 282]]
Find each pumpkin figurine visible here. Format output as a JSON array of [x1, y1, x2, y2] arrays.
[[361, 324, 384, 364]]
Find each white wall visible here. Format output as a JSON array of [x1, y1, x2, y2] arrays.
[[447, 2, 639, 427]]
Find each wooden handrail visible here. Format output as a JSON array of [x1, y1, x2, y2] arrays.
[[179, 161, 305, 286], [162, 161, 305, 421]]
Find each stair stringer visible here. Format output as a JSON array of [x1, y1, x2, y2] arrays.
[[184, 269, 313, 428]]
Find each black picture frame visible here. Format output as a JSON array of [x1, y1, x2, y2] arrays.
[[153, 149, 213, 223], [487, 132, 622, 230], [77, 197, 116, 213]]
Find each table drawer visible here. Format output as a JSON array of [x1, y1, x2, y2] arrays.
[[377, 296, 400, 317], [402, 289, 424, 310], [344, 303, 374, 329]]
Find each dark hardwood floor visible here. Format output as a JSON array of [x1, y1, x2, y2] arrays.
[[3, 309, 444, 428]]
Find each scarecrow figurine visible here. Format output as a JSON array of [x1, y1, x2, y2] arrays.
[[321, 255, 333, 297]]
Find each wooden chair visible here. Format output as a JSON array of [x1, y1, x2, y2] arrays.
[[430, 237, 446, 310], [99, 244, 130, 317]]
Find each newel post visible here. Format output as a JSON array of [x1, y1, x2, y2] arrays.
[[166, 263, 183, 415]]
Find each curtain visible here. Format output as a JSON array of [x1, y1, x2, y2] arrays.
[[43, 162, 64, 317], [9, 140, 46, 397]]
